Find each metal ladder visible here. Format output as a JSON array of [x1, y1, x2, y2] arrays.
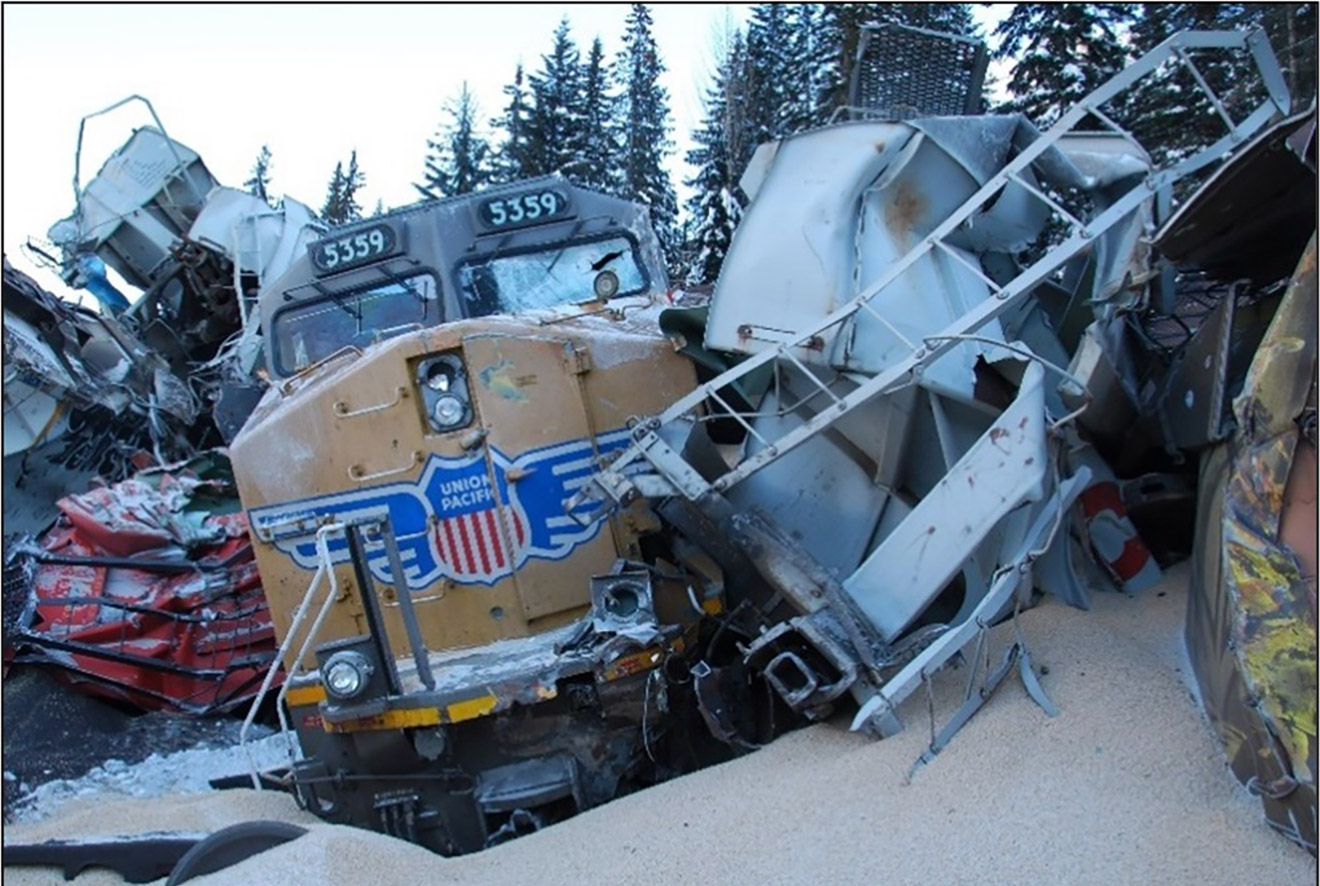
[[581, 30, 1290, 509]]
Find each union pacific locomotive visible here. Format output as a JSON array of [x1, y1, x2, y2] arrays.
[[230, 178, 766, 853]]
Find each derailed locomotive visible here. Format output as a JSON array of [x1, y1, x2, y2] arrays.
[[229, 180, 757, 853]]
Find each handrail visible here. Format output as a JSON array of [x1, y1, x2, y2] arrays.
[[347, 450, 423, 483], [240, 522, 343, 789], [333, 385, 408, 419]]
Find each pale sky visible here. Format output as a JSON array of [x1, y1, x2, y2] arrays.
[[2, 3, 1011, 303]]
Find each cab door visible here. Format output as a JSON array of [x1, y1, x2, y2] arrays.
[[460, 332, 619, 624]]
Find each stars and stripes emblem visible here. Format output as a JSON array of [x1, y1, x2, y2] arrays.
[[249, 428, 642, 590]]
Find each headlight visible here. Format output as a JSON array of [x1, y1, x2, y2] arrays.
[[593, 269, 620, 299], [322, 650, 373, 700], [416, 352, 473, 433], [424, 362, 452, 392], [433, 394, 467, 428]]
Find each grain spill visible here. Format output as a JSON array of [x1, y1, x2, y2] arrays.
[[4, 562, 1313, 885]]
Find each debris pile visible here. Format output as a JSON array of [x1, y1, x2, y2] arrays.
[[6, 453, 278, 714]]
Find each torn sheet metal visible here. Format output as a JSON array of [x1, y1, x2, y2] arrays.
[[1186, 236, 1317, 853], [8, 455, 280, 713], [48, 125, 217, 290], [1155, 110, 1317, 286]]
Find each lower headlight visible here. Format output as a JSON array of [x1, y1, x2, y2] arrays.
[[433, 393, 467, 428], [322, 650, 373, 700]]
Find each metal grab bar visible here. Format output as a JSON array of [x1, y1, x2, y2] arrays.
[[278, 345, 365, 396], [72, 94, 204, 245], [240, 523, 343, 789], [333, 385, 407, 419], [347, 450, 423, 482]]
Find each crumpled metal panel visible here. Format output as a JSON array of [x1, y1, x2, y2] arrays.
[[10, 459, 280, 713], [842, 361, 1048, 641], [1187, 235, 1317, 853], [47, 127, 217, 290]]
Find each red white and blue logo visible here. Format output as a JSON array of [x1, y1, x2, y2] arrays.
[[249, 428, 642, 589]]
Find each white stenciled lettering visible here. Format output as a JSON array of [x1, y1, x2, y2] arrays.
[[439, 473, 494, 512]]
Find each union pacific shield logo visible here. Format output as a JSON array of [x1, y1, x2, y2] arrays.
[[249, 428, 640, 589]]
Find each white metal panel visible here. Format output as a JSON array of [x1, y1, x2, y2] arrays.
[[705, 122, 916, 357], [842, 362, 1048, 641]]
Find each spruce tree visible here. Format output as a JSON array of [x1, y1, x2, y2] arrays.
[[527, 18, 585, 179], [322, 151, 366, 225], [685, 29, 751, 284], [244, 144, 273, 206], [342, 150, 366, 223], [416, 82, 492, 200], [322, 161, 345, 224], [781, 4, 828, 133], [490, 63, 534, 183], [994, 4, 1137, 126], [615, 3, 679, 265], [578, 36, 620, 193], [900, 3, 977, 35], [1120, 4, 1316, 164], [1257, 3, 1317, 107], [745, 4, 794, 144]]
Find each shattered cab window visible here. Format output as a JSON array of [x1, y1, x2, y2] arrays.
[[457, 234, 647, 316], [272, 273, 439, 376]]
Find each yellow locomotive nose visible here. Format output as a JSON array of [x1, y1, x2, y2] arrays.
[[230, 178, 713, 855]]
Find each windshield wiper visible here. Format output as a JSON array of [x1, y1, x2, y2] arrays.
[[543, 219, 587, 276], [310, 281, 361, 321], [590, 250, 624, 271]]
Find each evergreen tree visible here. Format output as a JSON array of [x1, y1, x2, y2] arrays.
[[994, 4, 1138, 126], [745, 3, 794, 144], [615, 3, 679, 264], [490, 63, 534, 183], [1120, 4, 1316, 163], [416, 82, 492, 200], [342, 150, 366, 223], [322, 161, 345, 224], [900, 3, 976, 35], [244, 144, 273, 206], [1257, 3, 1318, 107], [322, 150, 366, 225], [578, 36, 620, 193], [527, 18, 585, 179], [781, 4, 828, 133], [685, 29, 751, 284]]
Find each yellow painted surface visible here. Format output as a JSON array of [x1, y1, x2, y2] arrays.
[[285, 685, 327, 707]]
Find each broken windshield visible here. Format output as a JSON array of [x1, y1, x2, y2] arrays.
[[457, 234, 647, 316], [271, 272, 439, 376]]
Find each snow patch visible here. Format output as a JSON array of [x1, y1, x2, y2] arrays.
[[9, 733, 290, 824]]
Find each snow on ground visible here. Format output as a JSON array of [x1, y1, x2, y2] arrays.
[[7, 733, 290, 824]]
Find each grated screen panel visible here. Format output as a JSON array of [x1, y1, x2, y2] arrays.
[[849, 24, 988, 121]]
